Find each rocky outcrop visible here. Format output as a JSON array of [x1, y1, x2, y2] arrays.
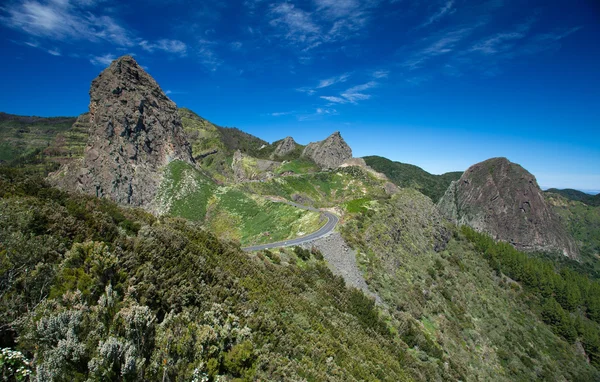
[[438, 157, 578, 258], [301, 131, 352, 169], [232, 149, 280, 181], [270, 136, 297, 159], [49, 55, 194, 209]]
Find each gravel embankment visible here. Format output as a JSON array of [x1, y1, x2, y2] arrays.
[[302, 232, 382, 305]]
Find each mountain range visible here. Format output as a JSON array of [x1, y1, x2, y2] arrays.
[[1, 55, 600, 381]]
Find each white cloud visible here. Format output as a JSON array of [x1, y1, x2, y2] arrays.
[[270, 111, 295, 116], [1, 0, 134, 46], [197, 40, 222, 71], [140, 39, 187, 55], [316, 73, 350, 89], [421, 0, 455, 28], [320, 96, 347, 103], [372, 70, 389, 78], [230, 41, 243, 50], [402, 27, 475, 69], [47, 48, 61, 56], [90, 53, 115, 66], [269, 3, 321, 45]]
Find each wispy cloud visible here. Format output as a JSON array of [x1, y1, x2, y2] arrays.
[[1, 0, 134, 46], [321, 81, 379, 105], [421, 0, 455, 28], [269, 3, 321, 47], [298, 107, 338, 121], [264, 0, 379, 52], [90, 53, 116, 66], [316, 73, 351, 89], [140, 39, 187, 56], [47, 47, 61, 56], [402, 26, 476, 69], [270, 111, 295, 117], [197, 39, 222, 71], [372, 70, 389, 79], [320, 96, 348, 104]]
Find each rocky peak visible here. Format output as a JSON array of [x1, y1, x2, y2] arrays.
[[50, 55, 194, 209], [271, 136, 297, 159], [301, 131, 352, 169], [438, 157, 578, 258]]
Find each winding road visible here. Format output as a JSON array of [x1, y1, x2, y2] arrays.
[[241, 201, 339, 252]]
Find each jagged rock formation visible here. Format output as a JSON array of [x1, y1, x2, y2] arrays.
[[438, 157, 578, 258], [49, 55, 194, 208], [270, 136, 297, 159], [301, 131, 352, 169]]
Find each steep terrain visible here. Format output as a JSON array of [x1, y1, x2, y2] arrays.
[[302, 131, 352, 169], [438, 157, 578, 258], [50, 56, 194, 209], [364, 155, 462, 202], [341, 189, 598, 380], [546, 191, 600, 274]]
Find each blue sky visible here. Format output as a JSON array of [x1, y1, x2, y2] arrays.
[[1, 0, 599, 191]]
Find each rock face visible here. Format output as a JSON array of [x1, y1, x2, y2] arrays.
[[270, 136, 297, 159], [301, 131, 352, 169], [438, 157, 578, 258], [50, 55, 194, 208]]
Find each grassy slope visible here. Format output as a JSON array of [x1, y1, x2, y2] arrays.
[[546, 192, 600, 275], [206, 188, 323, 246], [0, 112, 78, 161], [341, 189, 598, 381], [363, 155, 462, 202], [156, 160, 324, 246], [244, 166, 390, 208]]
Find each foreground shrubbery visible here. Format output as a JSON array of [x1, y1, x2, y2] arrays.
[[0, 167, 411, 381]]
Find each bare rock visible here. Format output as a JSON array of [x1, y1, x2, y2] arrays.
[[49, 55, 194, 209], [270, 136, 297, 159], [438, 157, 578, 258], [301, 131, 352, 169]]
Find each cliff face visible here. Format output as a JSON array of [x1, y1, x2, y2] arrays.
[[438, 157, 578, 258], [50, 55, 194, 208], [301, 131, 352, 169]]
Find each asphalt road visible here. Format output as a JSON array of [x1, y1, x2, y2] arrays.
[[241, 203, 339, 252]]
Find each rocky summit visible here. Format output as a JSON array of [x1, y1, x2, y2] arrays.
[[50, 55, 194, 209], [438, 157, 578, 258], [270, 136, 297, 159], [301, 131, 352, 169]]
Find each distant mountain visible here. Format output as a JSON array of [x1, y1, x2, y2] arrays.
[[438, 157, 578, 258], [0, 112, 77, 162], [546, 188, 600, 207], [363, 155, 462, 202]]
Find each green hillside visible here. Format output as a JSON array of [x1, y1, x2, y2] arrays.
[[546, 188, 600, 207], [0, 167, 414, 381], [155, 160, 323, 246], [546, 192, 600, 275], [363, 155, 462, 202], [244, 165, 390, 207], [0, 112, 78, 162], [341, 189, 599, 380]]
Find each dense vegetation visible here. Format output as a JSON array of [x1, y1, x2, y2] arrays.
[[546, 188, 600, 207], [0, 165, 417, 381], [341, 189, 598, 381], [0, 112, 78, 162], [363, 155, 462, 202], [546, 192, 600, 275], [462, 226, 600, 368]]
